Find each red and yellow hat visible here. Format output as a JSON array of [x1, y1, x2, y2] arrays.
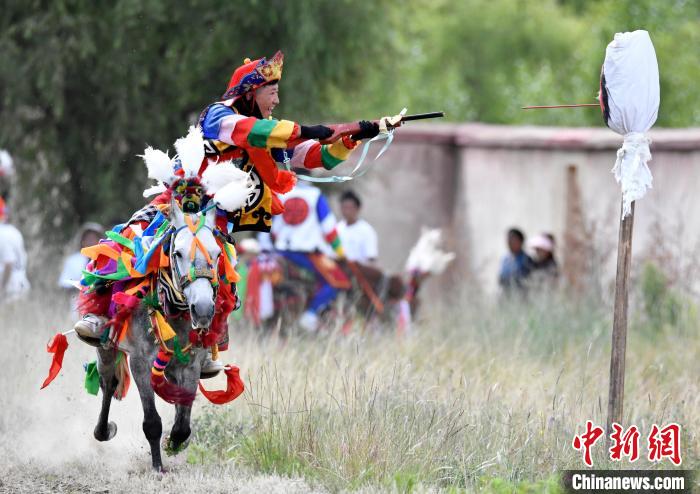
[[222, 51, 284, 103]]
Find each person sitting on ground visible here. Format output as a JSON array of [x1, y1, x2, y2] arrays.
[[529, 233, 559, 285], [337, 190, 378, 265], [498, 227, 533, 293], [271, 170, 350, 332], [0, 197, 30, 302]]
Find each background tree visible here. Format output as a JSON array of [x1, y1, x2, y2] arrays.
[[0, 0, 396, 241], [1, 0, 699, 249]]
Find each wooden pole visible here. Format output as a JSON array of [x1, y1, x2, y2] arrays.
[[607, 200, 635, 437], [563, 165, 586, 293]]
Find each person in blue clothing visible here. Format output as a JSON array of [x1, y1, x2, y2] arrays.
[[271, 169, 350, 332], [498, 227, 533, 293]]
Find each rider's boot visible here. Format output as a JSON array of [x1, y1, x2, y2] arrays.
[[200, 351, 225, 379], [299, 310, 320, 333], [74, 314, 108, 347]]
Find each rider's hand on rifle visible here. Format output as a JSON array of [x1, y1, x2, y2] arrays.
[[300, 125, 334, 141], [350, 120, 380, 141]]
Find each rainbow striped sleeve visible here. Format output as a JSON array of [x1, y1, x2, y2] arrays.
[[201, 105, 301, 149], [316, 194, 344, 256], [320, 136, 359, 170], [232, 117, 300, 149], [288, 136, 359, 171], [325, 228, 343, 257]]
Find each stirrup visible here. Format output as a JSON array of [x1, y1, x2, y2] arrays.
[[200, 355, 224, 380], [74, 315, 108, 348]]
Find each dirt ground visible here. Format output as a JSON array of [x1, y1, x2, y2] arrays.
[[0, 300, 321, 494]]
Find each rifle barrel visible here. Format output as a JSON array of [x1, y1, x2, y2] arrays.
[[401, 112, 445, 121]]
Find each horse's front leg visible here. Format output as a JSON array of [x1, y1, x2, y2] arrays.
[[164, 352, 202, 455], [164, 404, 192, 455], [131, 355, 164, 471], [94, 348, 119, 441]]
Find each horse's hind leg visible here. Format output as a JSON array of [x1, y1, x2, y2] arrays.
[[131, 356, 164, 471], [94, 348, 118, 441]]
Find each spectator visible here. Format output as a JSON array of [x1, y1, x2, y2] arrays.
[[529, 233, 559, 284], [256, 232, 274, 252], [337, 190, 378, 265], [58, 222, 103, 290], [0, 197, 30, 302], [272, 172, 350, 332], [498, 227, 533, 292]]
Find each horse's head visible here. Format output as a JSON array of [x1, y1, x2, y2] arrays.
[[168, 199, 221, 328]]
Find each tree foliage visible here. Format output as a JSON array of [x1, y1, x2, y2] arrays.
[[1, 0, 699, 238], [0, 0, 394, 237]]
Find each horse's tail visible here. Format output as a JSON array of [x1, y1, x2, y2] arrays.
[[151, 351, 195, 406]]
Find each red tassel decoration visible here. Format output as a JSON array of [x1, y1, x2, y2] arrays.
[[274, 169, 297, 194], [206, 284, 236, 347], [198, 365, 245, 404], [41, 333, 69, 389], [151, 374, 196, 406], [77, 289, 111, 317], [112, 292, 140, 308], [150, 350, 195, 406]]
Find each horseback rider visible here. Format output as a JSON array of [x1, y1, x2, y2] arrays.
[[73, 51, 379, 372], [271, 170, 351, 332]]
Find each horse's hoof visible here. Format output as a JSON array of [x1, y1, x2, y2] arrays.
[[94, 421, 117, 441], [162, 434, 190, 456]]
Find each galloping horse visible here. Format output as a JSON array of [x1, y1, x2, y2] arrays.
[[93, 200, 225, 471]]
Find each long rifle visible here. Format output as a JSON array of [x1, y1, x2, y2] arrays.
[[290, 112, 445, 147]]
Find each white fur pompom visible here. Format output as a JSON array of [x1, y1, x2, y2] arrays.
[[213, 177, 255, 212], [0, 150, 14, 177], [405, 228, 456, 275], [143, 183, 167, 198], [201, 160, 249, 195], [141, 146, 175, 184], [175, 126, 205, 178]]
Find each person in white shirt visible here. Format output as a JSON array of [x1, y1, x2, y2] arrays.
[[271, 172, 349, 332], [337, 190, 378, 265], [0, 197, 30, 302], [58, 222, 103, 290]]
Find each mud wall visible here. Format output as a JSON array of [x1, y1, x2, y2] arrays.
[[332, 124, 700, 295]]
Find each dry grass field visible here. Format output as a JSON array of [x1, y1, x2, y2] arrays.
[[0, 287, 697, 493]]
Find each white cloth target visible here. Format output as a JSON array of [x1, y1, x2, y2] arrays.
[[601, 30, 660, 218]]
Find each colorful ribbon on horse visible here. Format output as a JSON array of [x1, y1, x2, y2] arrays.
[[151, 349, 196, 406], [41, 332, 69, 389], [198, 365, 245, 404]]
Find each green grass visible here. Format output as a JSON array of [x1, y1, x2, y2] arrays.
[[188, 290, 700, 492]]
